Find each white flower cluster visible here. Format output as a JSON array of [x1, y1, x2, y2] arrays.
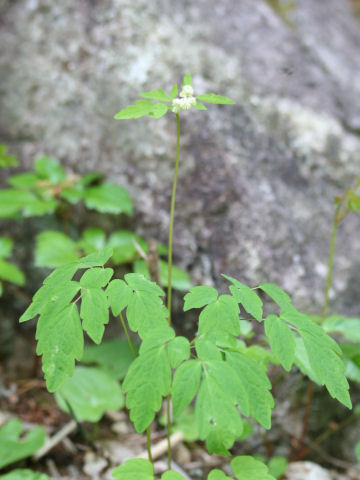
[[172, 85, 196, 113]]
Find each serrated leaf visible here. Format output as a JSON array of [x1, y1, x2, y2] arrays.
[[80, 288, 109, 344], [258, 283, 292, 309], [84, 183, 133, 215], [77, 247, 113, 268], [282, 309, 351, 408], [60, 184, 85, 204], [184, 286, 218, 311], [106, 279, 133, 315], [114, 100, 156, 120], [81, 339, 138, 379], [226, 351, 274, 428], [112, 458, 154, 480], [0, 189, 38, 218], [126, 289, 168, 338], [0, 419, 46, 469], [199, 295, 240, 336], [168, 336, 190, 368], [148, 103, 169, 118], [80, 267, 113, 288], [108, 230, 146, 264], [0, 259, 25, 286], [123, 343, 171, 432], [195, 361, 245, 455], [23, 198, 58, 217], [196, 94, 235, 104], [43, 263, 78, 286], [172, 360, 202, 417], [182, 73, 192, 86], [161, 471, 186, 480], [140, 89, 169, 102], [0, 237, 13, 258], [36, 303, 84, 391], [35, 231, 79, 268], [140, 326, 175, 353], [0, 469, 49, 480], [169, 84, 178, 100], [265, 314, 295, 371], [34, 156, 66, 184], [224, 275, 262, 321], [55, 366, 123, 421], [230, 456, 276, 480]]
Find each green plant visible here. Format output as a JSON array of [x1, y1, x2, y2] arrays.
[[19, 74, 352, 479], [0, 470, 49, 480], [0, 419, 45, 469]]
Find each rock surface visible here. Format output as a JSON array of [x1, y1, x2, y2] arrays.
[[1, 0, 360, 314]]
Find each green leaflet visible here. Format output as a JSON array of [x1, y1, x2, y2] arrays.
[[258, 283, 292, 310], [161, 471, 187, 480], [106, 279, 133, 315], [264, 314, 295, 371], [182, 73, 192, 86], [36, 303, 84, 392], [184, 285, 218, 310], [80, 267, 113, 288], [230, 456, 276, 480], [199, 295, 240, 336], [34, 156, 66, 184], [281, 309, 351, 408], [55, 366, 124, 421], [84, 183, 133, 215], [133, 259, 192, 291], [0, 259, 25, 286], [208, 471, 232, 480], [112, 458, 154, 480], [77, 227, 106, 254], [193, 102, 207, 110], [168, 336, 190, 368], [322, 315, 360, 342], [0, 419, 46, 469], [172, 360, 202, 417], [124, 273, 168, 338], [195, 336, 222, 361], [226, 351, 274, 429], [0, 237, 13, 258], [140, 88, 170, 102], [123, 342, 172, 432], [0, 144, 18, 168], [114, 100, 166, 120], [196, 94, 235, 104], [223, 275, 263, 321], [196, 361, 246, 455], [169, 84, 178, 100], [80, 287, 109, 344]]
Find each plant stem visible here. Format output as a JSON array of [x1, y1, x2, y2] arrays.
[[322, 205, 340, 319], [167, 113, 180, 326], [119, 312, 137, 358], [119, 311, 153, 465]]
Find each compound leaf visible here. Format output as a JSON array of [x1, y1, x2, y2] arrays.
[[36, 303, 84, 392], [80, 288, 109, 344], [123, 343, 171, 432], [281, 309, 351, 408], [112, 458, 154, 480], [226, 351, 274, 428], [184, 286, 218, 311], [265, 314, 295, 371], [196, 94, 235, 105], [230, 456, 276, 480], [35, 231, 79, 268], [114, 100, 157, 120]]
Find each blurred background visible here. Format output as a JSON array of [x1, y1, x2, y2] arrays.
[[0, 1, 360, 478]]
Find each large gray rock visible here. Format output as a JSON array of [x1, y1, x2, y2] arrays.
[[1, 0, 360, 315]]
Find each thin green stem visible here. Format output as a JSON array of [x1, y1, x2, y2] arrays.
[[167, 113, 181, 326], [322, 206, 340, 319], [166, 395, 172, 469], [119, 312, 137, 358], [119, 311, 153, 465]]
